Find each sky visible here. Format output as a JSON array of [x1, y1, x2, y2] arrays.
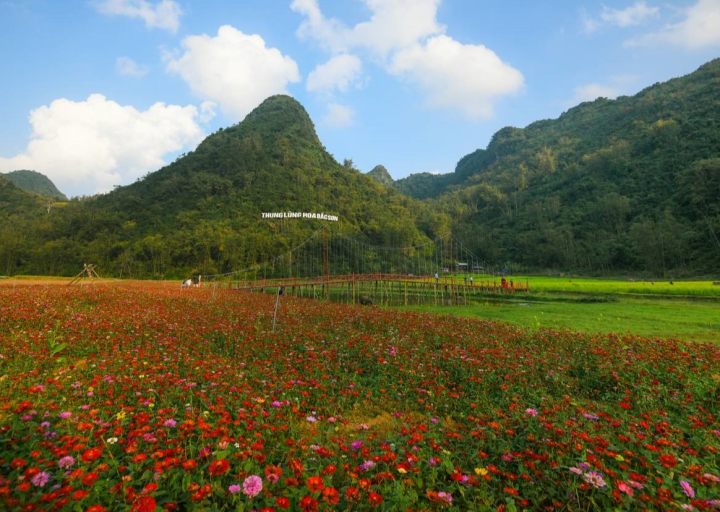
[[0, 0, 719, 197]]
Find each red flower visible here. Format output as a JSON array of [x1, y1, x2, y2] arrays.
[[307, 476, 325, 493], [182, 460, 197, 472], [81, 448, 103, 464], [345, 487, 360, 501], [659, 454, 677, 469], [275, 497, 290, 509], [208, 459, 230, 476], [132, 496, 156, 512], [86, 506, 108, 512], [81, 472, 99, 486], [369, 492, 383, 507], [300, 496, 319, 512], [10, 458, 27, 469], [72, 490, 89, 500], [323, 486, 340, 505]]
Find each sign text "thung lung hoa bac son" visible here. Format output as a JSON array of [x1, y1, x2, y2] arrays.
[[261, 212, 339, 222]]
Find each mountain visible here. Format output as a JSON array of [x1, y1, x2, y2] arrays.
[[0, 95, 447, 278], [0, 174, 44, 217], [404, 59, 720, 275], [367, 165, 394, 187], [2, 59, 720, 278], [2, 170, 67, 200]]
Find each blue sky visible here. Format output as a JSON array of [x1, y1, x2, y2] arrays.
[[0, 0, 718, 196]]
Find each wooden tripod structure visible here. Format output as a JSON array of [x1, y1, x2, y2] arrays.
[[68, 263, 103, 285]]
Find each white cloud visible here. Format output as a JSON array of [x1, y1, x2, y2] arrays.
[[568, 84, 620, 107], [0, 94, 205, 196], [602, 2, 659, 27], [292, 0, 522, 120], [199, 101, 217, 123], [166, 25, 301, 120], [389, 35, 524, 119], [94, 0, 182, 33], [584, 2, 659, 33], [116, 56, 150, 77], [625, 0, 720, 49], [291, 0, 444, 57], [307, 54, 364, 93], [322, 103, 355, 128]]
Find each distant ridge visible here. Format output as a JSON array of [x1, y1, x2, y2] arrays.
[[3, 170, 67, 200], [367, 165, 394, 187]]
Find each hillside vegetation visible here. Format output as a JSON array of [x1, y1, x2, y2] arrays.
[[2, 60, 720, 278], [0, 96, 446, 278], [400, 59, 720, 275], [2, 170, 67, 200]]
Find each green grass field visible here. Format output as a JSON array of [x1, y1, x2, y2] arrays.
[[515, 275, 720, 297], [401, 275, 720, 343]]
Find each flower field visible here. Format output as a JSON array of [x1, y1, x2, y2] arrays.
[[1, 283, 719, 511]]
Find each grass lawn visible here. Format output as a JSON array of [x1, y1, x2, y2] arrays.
[[517, 276, 720, 297], [400, 297, 720, 343]]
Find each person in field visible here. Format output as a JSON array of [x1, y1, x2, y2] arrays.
[[181, 279, 191, 289]]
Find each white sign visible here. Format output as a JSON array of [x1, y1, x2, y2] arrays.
[[262, 212, 339, 222]]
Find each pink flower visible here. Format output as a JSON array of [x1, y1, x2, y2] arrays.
[[243, 475, 262, 498], [58, 456, 75, 469], [583, 472, 607, 488], [229, 484, 241, 494], [59, 412, 72, 419], [617, 482, 634, 496], [437, 492, 452, 505], [525, 408, 538, 417], [680, 480, 695, 498], [31, 472, 50, 487]]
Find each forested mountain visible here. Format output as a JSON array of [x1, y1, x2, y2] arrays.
[[0, 96, 447, 278], [367, 165, 394, 187], [2, 170, 67, 200], [402, 59, 720, 275], [1, 59, 720, 278], [0, 174, 44, 219]]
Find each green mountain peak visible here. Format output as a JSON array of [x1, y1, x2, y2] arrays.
[[367, 165, 394, 187], [3, 170, 67, 200]]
